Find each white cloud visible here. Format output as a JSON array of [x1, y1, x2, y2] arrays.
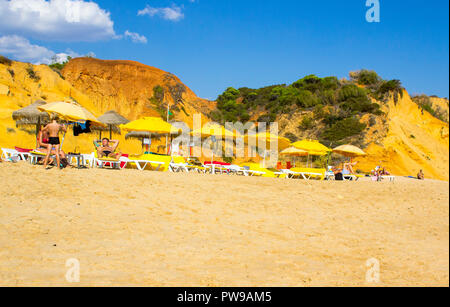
[[0, 0, 117, 41], [0, 35, 94, 64], [124, 30, 147, 44], [138, 4, 184, 22]]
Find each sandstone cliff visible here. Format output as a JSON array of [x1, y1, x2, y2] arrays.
[[0, 57, 448, 179], [61, 58, 214, 125]]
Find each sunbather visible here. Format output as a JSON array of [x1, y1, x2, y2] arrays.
[[417, 170, 425, 180], [343, 162, 357, 175], [95, 138, 122, 159], [379, 167, 390, 176], [42, 115, 67, 170]]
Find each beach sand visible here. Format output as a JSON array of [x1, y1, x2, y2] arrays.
[[0, 162, 448, 287]]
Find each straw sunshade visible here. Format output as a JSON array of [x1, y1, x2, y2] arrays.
[[12, 100, 49, 125], [121, 117, 179, 135], [125, 131, 165, 140], [38, 101, 103, 125], [280, 147, 308, 157], [245, 132, 291, 151], [333, 145, 366, 158], [93, 110, 130, 138], [292, 140, 331, 156]]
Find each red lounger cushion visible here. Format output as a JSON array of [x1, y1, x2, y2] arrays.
[[15, 147, 33, 153]]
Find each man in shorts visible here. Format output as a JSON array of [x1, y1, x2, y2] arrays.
[[42, 114, 67, 169]]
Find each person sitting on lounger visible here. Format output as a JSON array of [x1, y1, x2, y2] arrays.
[[95, 138, 122, 159], [343, 162, 357, 175], [379, 167, 391, 176], [417, 169, 425, 180]]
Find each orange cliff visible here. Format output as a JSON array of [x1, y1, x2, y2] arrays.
[[0, 58, 214, 156], [61, 57, 215, 125], [356, 90, 449, 181]]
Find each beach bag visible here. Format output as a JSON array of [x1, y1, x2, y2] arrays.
[[335, 173, 344, 181]]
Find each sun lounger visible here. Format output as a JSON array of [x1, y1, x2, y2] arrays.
[[1, 148, 20, 162], [289, 168, 326, 180], [241, 166, 266, 176], [14, 147, 32, 161], [381, 175, 395, 182], [343, 174, 357, 181], [95, 157, 121, 169], [169, 156, 190, 173], [119, 156, 165, 171], [29, 150, 57, 165]]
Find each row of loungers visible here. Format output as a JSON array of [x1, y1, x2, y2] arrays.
[[1, 148, 394, 181]]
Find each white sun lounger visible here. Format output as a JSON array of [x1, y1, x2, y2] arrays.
[[1, 148, 20, 162], [282, 169, 324, 180], [169, 162, 190, 173], [381, 175, 395, 182], [119, 157, 165, 171], [28, 151, 58, 165], [343, 174, 358, 181]]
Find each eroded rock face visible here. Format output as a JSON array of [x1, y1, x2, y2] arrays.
[[61, 57, 214, 124]]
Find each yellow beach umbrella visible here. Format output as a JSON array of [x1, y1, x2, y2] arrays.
[[292, 140, 331, 156], [245, 132, 291, 150], [38, 101, 103, 125], [191, 123, 238, 138], [280, 147, 308, 157], [121, 117, 179, 134], [333, 145, 366, 158]]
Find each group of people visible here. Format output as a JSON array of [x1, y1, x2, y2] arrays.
[[36, 114, 122, 169]]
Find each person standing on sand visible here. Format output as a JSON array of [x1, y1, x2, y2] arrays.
[[42, 114, 67, 170]]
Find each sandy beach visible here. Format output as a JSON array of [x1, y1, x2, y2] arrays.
[[0, 162, 448, 287]]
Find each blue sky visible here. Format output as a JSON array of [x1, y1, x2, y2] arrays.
[[1, 0, 448, 99]]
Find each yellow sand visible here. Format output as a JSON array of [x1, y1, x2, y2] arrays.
[[0, 162, 448, 287]]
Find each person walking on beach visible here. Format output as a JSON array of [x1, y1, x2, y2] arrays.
[[42, 114, 67, 170]]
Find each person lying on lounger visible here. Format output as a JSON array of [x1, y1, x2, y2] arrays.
[[95, 138, 122, 159]]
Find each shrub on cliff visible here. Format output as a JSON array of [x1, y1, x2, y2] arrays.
[[321, 117, 367, 142], [26, 66, 40, 82], [376, 79, 404, 104], [350, 69, 382, 86], [0, 55, 12, 66]]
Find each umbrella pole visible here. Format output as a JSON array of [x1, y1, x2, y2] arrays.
[[109, 125, 112, 140], [36, 118, 40, 149]]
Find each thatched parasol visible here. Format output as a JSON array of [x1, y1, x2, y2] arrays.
[[12, 100, 49, 125], [125, 131, 164, 154], [12, 100, 50, 147], [92, 110, 130, 139]]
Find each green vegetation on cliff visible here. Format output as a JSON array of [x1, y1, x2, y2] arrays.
[[211, 70, 402, 144]]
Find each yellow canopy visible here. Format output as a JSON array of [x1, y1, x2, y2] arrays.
[[191, 123, 237, 138], [333, 145, 366, 157], [38, 101, 103, 125], [280, 147, 309, 157], [292, 140, 331, 156], [121, 117, 179, 134], [245, 132, 291, 150]]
